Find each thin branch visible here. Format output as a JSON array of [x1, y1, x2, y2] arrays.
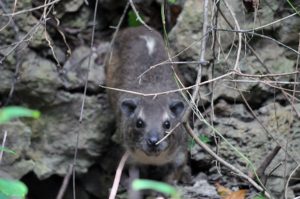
[[106, 1, 130, 64], [223, 0, 242, 71], [293, 34, 300, 105], [1, 0, 61, 17], [284, 34, 300, 197], [0, 131, 8, 164], [235, 70, 300, 78], [73, 0, 99, 199], [255, 145, 281, 184], [109, 152, 129, 199], [128, 0, 152, 31], [285, 164, 300, 199], [183, 0, 209, 121], [215, 28, 300, 55], [101, 71, 234, 97], [156, 123, 180, 145], [246, 13, 297, 32], [210, 0, 221, 174], [228, 79, 300, 85], [56, 165, 73, 199], [0, 0, 18, 31]]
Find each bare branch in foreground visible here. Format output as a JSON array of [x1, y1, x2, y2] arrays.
[[56, 165, 73, 199], [0, 131, 8, 164], [109, 152, 129, 199]]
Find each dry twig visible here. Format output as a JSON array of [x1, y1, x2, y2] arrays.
[[56, 165, 73, 199], [223, 0, 242, 72], [128, 0, 152, 31], [183, 0, 209, 121], [0, 131, 8, 164], [1, 0, 61, 17], [73, 0, 99, 198], [109, 152, 129, 199]]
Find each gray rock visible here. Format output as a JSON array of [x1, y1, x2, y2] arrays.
[[14, 51, 62, 105], [169, 0, 296, 103], [278, 1, 300, 48], [192, 102, 300, 197], [0, 69, 13, 93], [169, 0, 280, 64], [62, 0, 85, 13], [0, 44, 114, 180], [25, 92, 113, 179], [61, 44, 108, 91], [60, 6, 91, 29], [177, 173, 219, 199], [0, 121, 34, 179]]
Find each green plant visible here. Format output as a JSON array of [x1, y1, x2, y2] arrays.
[[287, 0, 300, 15], [0, 106, 41, 199], [0, 106, 40, 124], [132, 179, 181, 199], [168, 0, 177, 4], [188, 134, 210, 149], [253, 193, 267, 199], [128, 10, 143, 27], [0, 179, 28, 199]]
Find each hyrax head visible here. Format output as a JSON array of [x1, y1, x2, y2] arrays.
[[119, 96, 185, 165]]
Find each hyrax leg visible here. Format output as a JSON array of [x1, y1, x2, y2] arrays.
[[128, 166, 141, 199]]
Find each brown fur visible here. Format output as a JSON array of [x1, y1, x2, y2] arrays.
[[106, 26, 187, 183]]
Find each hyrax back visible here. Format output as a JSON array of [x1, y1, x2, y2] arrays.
[[106, 26, 187, 174]]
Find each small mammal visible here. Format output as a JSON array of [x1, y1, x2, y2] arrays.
[[106, 26, 187, 185]]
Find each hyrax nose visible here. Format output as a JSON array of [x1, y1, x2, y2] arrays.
[[147, 134, 159, 147]]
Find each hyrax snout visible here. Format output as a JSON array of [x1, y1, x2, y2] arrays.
[[106, 26, 187, 173]]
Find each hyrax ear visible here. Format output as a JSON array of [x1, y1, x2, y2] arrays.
[[169, 100, 185, 117], [120, 98, 138, 117]]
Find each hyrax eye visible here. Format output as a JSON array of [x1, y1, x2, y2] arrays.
[[136, 119, 145, 128], [163, 120, 171, 129]]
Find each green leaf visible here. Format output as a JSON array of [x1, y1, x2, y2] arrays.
[[0, 106, 40, 124], [128, 10, 142, 27], [199, 134, 210, 143], [168, 0, 176, 4], [188, 138, 195, 150], [0, 179, 28, 198], [132, 179, 180, 199], [0, 147, 16, 155], [188, 134, 210, 149], [253, 193, 266, 199]]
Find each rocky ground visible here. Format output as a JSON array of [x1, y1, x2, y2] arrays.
[[0, 0, 300, 198]]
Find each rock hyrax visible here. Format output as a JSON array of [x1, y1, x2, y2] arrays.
[[106, 26, 187, 181]]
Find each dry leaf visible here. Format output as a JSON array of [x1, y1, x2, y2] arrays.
[[216, 183, 247, 199], [215, 183, 232, 197], [224, 190, 247, 199]]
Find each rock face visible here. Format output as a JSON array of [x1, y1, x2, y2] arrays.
[[169, 0, 298, 102], [168, 0, 300, 197], [0, 41, 114, 180], [0, 2, 113, 180], [191, 102, 300, 197]]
